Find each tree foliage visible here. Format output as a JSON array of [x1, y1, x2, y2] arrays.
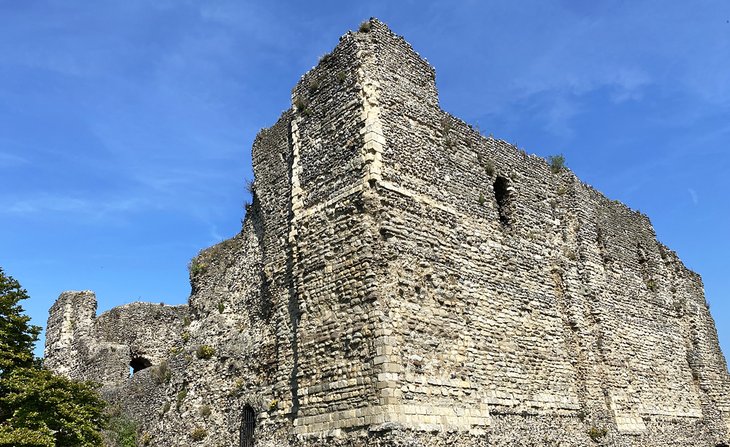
[[0, 268, 106, 447], [0, 368, 106, 447], [0, 267, 40, 374]]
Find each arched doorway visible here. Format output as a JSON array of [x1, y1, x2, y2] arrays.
[[240, 405, 256, 447]]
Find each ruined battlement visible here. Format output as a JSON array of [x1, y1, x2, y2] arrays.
[[45, 19, 729, 446]]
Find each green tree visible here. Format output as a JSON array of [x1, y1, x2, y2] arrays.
[[0, 267, 40, 375], [0, 268, 106, 447], [0, 368, 106, 446]]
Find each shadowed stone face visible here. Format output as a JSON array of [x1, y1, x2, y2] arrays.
[[44, 18, 730, 447]]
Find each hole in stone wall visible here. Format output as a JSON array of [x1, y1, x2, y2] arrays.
[[493, 176, 513, 226], [129, 356, 152, 375], [240, 405, 256, 447]]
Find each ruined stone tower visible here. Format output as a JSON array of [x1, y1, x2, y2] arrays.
[[45, 19, 730, 446]]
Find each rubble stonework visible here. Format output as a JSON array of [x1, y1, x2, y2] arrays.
[[45, 19, 730, 446]]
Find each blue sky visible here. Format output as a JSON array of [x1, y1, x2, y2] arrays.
[[1, 1, 728, 363]]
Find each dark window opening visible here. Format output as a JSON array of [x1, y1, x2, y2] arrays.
[[240, 405, 256, 447], [129, 356, 152, 375], [493, 176, 512, 226]]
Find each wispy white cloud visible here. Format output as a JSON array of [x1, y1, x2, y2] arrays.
[[543, 96, 581, 137], [0, 151, 29, 167], [688, 188, 699, 205], [0, 194, 153, 219]]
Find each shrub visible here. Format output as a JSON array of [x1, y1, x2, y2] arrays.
[[196, 345, 216, 360], [188, 260, 207, 276], [190, 426, 207, 441], [307, 77, 321, 94], [547, 154, 566, 174], [106, 409, 137, 447], [587, 426, 607, 440], [478, 193, 486, 206], [293, 96, 311, 116], [336, 71, 347, 83], [218, 301, 225, 314], [440, 116, 453, 133], [484, 160, 495, 177], [647, 279, 658, 292], [151, 360, 171, 384], [199, 405, 211, 418], [359, 21, 372, 33], [293, 96, 308, 111]]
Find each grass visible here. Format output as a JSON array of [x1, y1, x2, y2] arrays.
[[176, 389, 187, 411]]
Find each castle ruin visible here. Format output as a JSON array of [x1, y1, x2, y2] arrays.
[[45, 19, 730, 446]]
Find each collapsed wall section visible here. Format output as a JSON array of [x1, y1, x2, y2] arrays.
[[44, 291, 187, 387]]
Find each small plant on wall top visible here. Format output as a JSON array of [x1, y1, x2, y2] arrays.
[[359, 20, 372, 33], [188, 259, 207, 276], [547, 154, 566, 174]]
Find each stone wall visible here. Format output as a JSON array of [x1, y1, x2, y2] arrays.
[[44, 290, 187, 388], [44, 18, 730, 447]]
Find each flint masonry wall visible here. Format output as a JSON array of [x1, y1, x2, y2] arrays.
[[351, 20, 730, 443], [44, 18, 730, 447], [286, 30, 385, 431], [45, 291, 188, 388]]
